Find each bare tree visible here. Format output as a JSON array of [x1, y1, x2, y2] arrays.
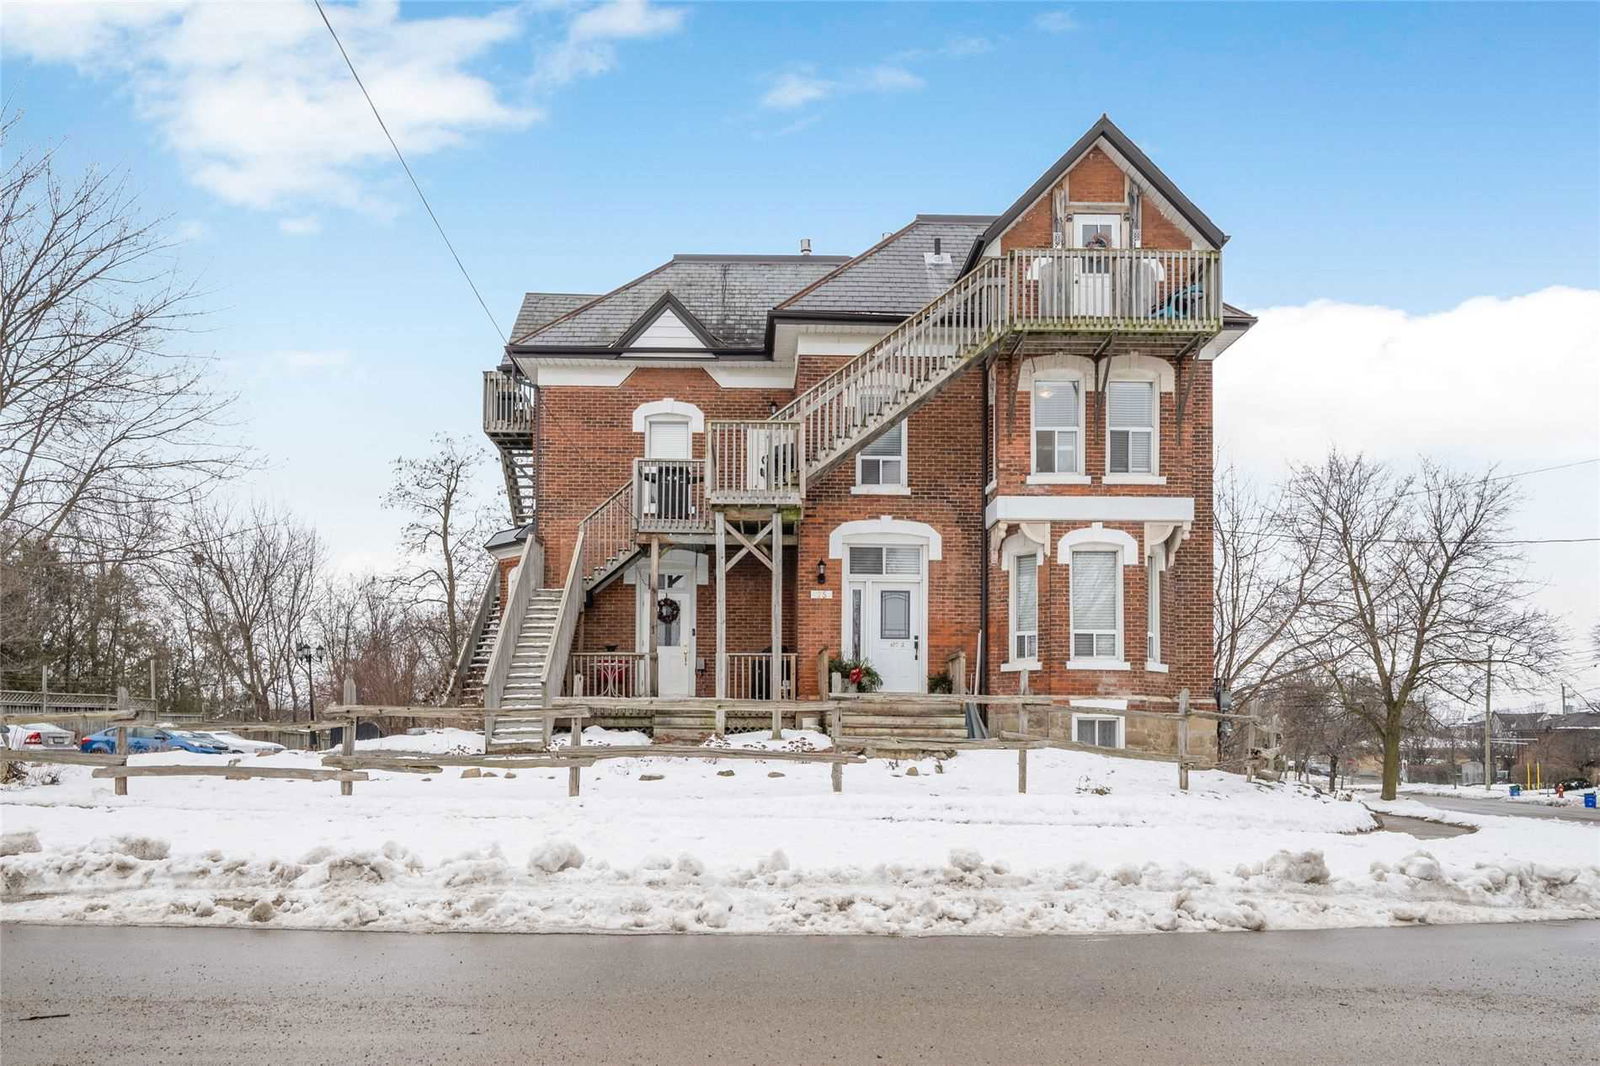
[[1268, 675, 1369, 792], [1289, 453, 1563, 799], [0, 122, 243, 561], [162, 503, 322, 718], [1213, 463, 1331, 714], [383, 434, 492, 664]]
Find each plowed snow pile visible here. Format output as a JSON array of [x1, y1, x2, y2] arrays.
[[3, 730, 1596, 935]]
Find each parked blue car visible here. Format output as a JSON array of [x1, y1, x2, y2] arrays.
[[80, 727, 228, 755]]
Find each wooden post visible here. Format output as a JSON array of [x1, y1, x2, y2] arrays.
[[340, 678, 358, 797], [947, 650, 966, 696], [715, 512, 728, 699], [831, 760, 843, 794], [648, 536, 661, 697], [568, 713, 583, 796], [815, 647, 829, 703], [114, 687, 129, 797], [769, 510, 783, 740], [829, 703, 844, 794], [542, 714, 555, 750], [714, 705, 727, 735], [1017, 706, 1029, 793], [1177, 688, 1191, 792]]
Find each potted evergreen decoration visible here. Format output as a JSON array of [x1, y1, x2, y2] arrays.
[[828, 656, 882, 693]]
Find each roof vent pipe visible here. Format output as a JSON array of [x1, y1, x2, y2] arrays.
[[799, 238, 812, 256]]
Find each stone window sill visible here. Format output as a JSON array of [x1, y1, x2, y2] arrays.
[[1000, 660, 1043, 673], [1144, 661, 1169, 674], [1026, 473, 1092, 486], [850, 485, 911, 496], [1066, 659, 1131, 672], [1102, 474, 1167, 486]]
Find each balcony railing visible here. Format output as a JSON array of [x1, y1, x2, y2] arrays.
[[483, 369, 533, 437], [578, 483, 637, 587], [706, 419, 803, 506], [1007, 247, 1221, 332], [725, 652, 797, 701], [633, 458, 710, 534]]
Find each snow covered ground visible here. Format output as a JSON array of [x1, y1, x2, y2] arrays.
[[3, 729, 1596, 936]]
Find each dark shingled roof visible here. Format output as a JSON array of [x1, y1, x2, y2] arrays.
[[776, 215, 993, 316], [512, 293, 598, 341], [512, 255, 849, 352]]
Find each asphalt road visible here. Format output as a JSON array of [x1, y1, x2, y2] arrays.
[[1406, 791, 1600, 824], [4, 921, 1596, 1065]]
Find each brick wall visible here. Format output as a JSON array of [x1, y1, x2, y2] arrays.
[[535, 366, 792, 586], [793, 354, 986, 698], [998, 145, 1192, 253]]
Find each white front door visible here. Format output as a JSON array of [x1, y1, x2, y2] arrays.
[[1073, 213, 1121, 316], [847, 577, 924, 693], [649, 571, 695, 697]]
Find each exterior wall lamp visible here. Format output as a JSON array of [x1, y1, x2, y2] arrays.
[[816, 559, 827, 585]]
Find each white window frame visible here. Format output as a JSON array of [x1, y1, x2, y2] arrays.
[[1028, 374, 1089, 485], [1145, 555, 1167, 673], [1066, 545, 1128, 671], [854, 417, 909, 495], [1070, 713, 1125, 750], [1104, 376, 1161, 482], [1006, 546, 1042, 669]]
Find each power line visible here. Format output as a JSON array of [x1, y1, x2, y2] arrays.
[[1390, 457, 1600, 499], [312, 0, 506, 345]]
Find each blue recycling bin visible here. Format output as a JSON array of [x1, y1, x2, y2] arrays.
[[1509, 784, 1522, 797], [1585, 792, 1597, 809]]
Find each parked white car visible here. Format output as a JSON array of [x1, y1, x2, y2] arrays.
[[4, 722, 75, 750], [194, 730, 285, 755]]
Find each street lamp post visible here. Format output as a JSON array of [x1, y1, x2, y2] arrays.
[[295, 641, 326, 724]]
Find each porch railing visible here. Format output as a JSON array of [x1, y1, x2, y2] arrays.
[[566, 652, 648, 698], [725, 652, 797, 701], [706, 419, 803, 505], [482, 369, 533, 437], [633, 458, 710, 534]]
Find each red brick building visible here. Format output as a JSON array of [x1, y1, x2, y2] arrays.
[[458, 116, 1254, 750]]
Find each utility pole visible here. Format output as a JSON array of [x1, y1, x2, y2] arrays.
[[1559, 681, 1567, 716]]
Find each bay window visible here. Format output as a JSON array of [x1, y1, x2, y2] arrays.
[[1069, 548, 1120, 661]]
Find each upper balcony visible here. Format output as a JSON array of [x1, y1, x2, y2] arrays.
[[1006, 247, 1221, 335], [483, 369, 533, 439]]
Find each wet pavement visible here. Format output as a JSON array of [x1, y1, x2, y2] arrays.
[[4, 920, 1597, 1065], [1407, 791, 1600, 825]]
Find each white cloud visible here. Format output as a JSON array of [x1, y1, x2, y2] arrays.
[[534, 0, 685, 88], [761, 63, 924, 111], [1215, 287, 1600, 471], [1034, 10, 1077, 33], [5, 0, 682, 216], [762, 70, 837, 110], [278, 215, 322, 237]]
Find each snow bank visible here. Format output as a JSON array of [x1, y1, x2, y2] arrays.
[[4, 746, 1595, 936]]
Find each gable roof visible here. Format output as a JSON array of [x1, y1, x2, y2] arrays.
[[614, 291, 721, 350], [510, 254, 848, 353], [775, 215, 993, 317], [974, 114, 1227, 257], [512, 292, 597, 340]]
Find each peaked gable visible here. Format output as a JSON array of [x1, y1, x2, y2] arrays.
[[616, 292, 719, 351], [972, 115, 1227, 263]]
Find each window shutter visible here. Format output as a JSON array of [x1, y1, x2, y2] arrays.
[[1071, 550, 1118, 630], [863, 420, 903, 457], [647, 419, 691, 459], [1033, 381, 1079, 428], [1106, 381, 1152, 428]]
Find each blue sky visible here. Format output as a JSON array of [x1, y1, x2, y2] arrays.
[[6, 1, 1599, 697]]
